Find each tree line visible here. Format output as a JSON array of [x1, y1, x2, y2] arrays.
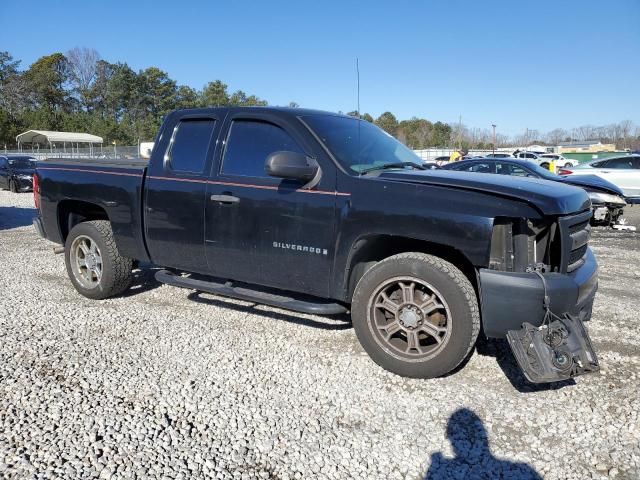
[[1, 49, 638, 151]]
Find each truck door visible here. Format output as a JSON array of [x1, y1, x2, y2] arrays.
[[205, 113, 338, 298], [144, 114, 221, 273]]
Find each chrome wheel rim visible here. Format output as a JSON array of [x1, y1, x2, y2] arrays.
[[367, 276, 452, 362], [70, 235, 103, 289]]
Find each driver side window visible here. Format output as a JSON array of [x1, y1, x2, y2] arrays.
[[222, 120, 303, 178]]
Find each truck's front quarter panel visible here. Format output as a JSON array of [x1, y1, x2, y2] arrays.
[[332, 175, 598, 342], [331, 176, 543, 300]]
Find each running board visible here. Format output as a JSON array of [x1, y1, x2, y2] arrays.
[[155, 270, 347, 315]]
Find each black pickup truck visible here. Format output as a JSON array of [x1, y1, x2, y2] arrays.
[[33, 107, 600, 383]]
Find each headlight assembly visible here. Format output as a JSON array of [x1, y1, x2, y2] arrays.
[[586, 191, 626, 206]]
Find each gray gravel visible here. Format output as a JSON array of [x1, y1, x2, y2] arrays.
[[1, 189, 639, 480]]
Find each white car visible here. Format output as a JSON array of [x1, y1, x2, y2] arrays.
[[513, 151, 578, 169], [539, 153, 579, 168], [559, 155, 640, 201]]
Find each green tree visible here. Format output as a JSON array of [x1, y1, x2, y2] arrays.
[[361, 113, 374, 123], [23, 53, 69, 111], [138, 67, 177, 118], [0, 51, 20, 84], [375, 112, 399, 135], [201, 80, 229, 106], [175, 85, 199, 109]]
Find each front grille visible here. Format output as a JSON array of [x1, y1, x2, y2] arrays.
[[569, 244, 588, 265], [569, 220, 589, 235], [557, 210, 592, 273]]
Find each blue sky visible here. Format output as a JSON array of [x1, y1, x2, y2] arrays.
[[1, 0, 638, 136]]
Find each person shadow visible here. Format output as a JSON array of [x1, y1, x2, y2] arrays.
[[424, 408, 542, 480]]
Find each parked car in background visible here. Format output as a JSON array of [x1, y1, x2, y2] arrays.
[[432, 156, 450, 165], [421, 161, 440, 170], [0, 155, 37, 192], [560, 155, 640, 202], [441, 158, 627, 225], [539, 153, 579, 168], [485, 153, 513, 158]]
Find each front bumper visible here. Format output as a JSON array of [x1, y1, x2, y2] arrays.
[[15, 176, 33, 192], [479, 247, 598, 338]]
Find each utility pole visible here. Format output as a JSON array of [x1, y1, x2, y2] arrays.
[[491, 124, 496, 155]]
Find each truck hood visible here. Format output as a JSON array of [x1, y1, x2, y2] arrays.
[[378, 169, 591, 215], [556, 174, 624, 197]]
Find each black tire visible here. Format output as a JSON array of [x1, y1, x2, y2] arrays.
[[564, 162, 573, 168], [64, 220, 133, 299], [9, 179, 17, 193], [539, 162, 550, 170], [351, 252, 480, 378]]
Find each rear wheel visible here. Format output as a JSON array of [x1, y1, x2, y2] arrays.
[[351, 252, 480, 378], [540, 162, 550, 170], [65, 220, 133, 299]]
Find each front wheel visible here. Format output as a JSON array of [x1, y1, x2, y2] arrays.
[[351, 252, 480, 378], [9, 179, 17, 193], [64, 220, 133, 299]]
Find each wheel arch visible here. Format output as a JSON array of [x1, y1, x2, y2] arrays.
[[57, 199, 110, 243], [342, 234, 478, 302]]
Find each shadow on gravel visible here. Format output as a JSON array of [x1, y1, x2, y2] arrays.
[[424, 408, 542, 480], [187, 291, 352, 330], [120, 264, 163, 297], [477, 338, 576, 393], [0, 206, 35, 231]]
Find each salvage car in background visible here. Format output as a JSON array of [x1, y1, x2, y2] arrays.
[[539, 153, 579, 168], [441, 157, 627, 225], [0, 155, 37, 193], [513, 151, 578, 169], [560, 155, 640, 203]]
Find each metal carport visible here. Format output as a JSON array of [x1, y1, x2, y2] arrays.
[[16, 130, 104, 156]]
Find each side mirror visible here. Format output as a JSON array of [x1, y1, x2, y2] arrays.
[[265, 151, 319, 182]]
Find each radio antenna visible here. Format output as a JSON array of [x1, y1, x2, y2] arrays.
[[356, 57, 360, 118]]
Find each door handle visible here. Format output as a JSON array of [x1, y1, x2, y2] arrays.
[[210, 194, 240, 204]]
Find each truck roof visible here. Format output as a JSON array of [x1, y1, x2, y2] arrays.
[[170, 106, 352, 118]]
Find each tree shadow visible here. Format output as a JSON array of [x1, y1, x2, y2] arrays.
[[0, 206, 35, 231], [186, 291, 352, 331], [424, 408, 542, 480], [476, 337, 575, 393]]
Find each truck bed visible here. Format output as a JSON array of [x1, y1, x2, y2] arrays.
[[36, 157, 149, 262], [39, 157, 149, 170]]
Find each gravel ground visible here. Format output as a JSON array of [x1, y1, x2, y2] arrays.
[[1, 189, 639, 480]]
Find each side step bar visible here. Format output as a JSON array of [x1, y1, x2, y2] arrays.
[[155, 270, 348, 315]]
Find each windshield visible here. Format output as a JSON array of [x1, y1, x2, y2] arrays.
[[303, 115, 423, 174], [8, 158, 35, 170]]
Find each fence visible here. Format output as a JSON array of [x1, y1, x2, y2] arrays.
[[2, 145, 140, 160], [412, 148, 509, 161], [4, 145, 516, 162]]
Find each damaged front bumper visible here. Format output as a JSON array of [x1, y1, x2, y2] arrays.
[[479, 247, 599, 382]]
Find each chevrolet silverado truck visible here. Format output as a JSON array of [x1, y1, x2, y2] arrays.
[[32, 107, 600, 383]]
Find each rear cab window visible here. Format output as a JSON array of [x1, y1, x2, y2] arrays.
[[165, 119, 216, 174]]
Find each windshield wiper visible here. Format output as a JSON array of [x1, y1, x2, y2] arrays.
[[359, 162, 426, 176]]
